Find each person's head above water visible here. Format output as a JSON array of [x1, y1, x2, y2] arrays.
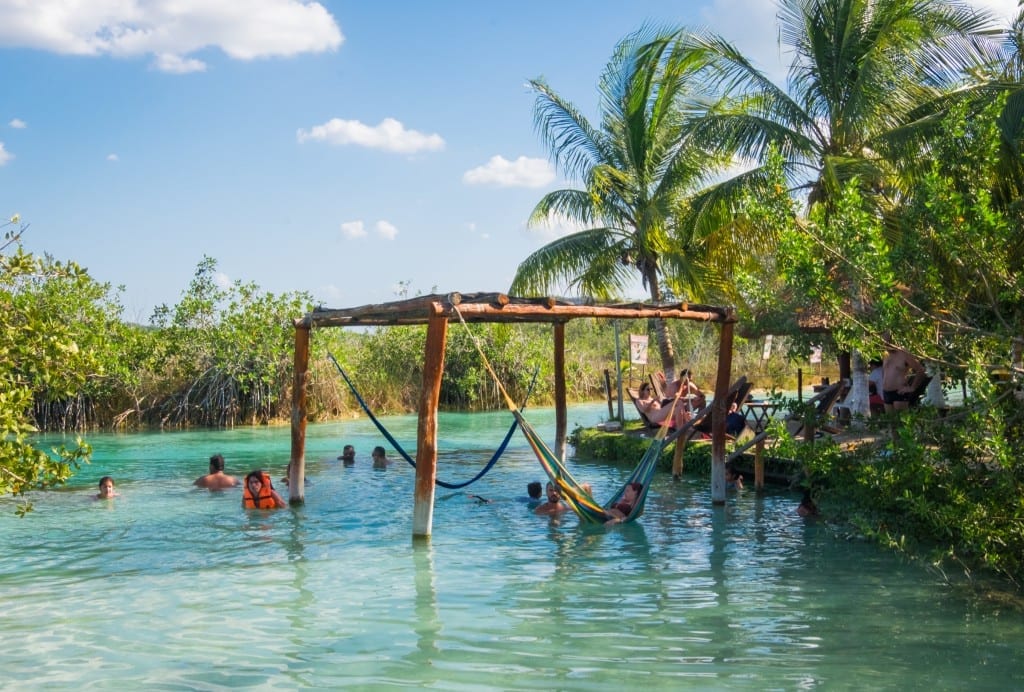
[[209, 453, 225, 472], [527, 481, 542, 499]]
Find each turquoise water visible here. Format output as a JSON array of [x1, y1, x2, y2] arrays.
[[1, 403, 1020, 690]]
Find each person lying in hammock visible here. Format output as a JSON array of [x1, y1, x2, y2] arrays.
[[604, 482, 643, 525], [636, 382, 692, 429]]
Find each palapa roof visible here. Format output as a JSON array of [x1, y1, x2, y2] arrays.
[[300, 292, 736, 328]]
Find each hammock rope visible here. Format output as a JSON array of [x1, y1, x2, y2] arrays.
[[450, 302, 680, 523], [328, 352, 538, 490]]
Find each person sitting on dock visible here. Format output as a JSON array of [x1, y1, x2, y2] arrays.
[[655, 369, 707, 410], [534, 482, 569, 515], [193, 453, 239, 490], [725, 402, 748, 437], [636, 382, 692, 430]]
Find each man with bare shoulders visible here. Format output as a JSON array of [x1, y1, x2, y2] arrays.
[[534, 481, 569, 516], [193, 453, 240, 490], [881, 344, 926, 413]]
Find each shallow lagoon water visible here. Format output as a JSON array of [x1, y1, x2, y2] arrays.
[[1, 403, 1021, 690]]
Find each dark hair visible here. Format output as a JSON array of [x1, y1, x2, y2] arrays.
[[627, 482, 643, 494], [209, 454, 225, 472], [372, 446, 386, 457], [245, 470, 270, 488], [527, 481, 542, 499], [98, 476, 114, 488]]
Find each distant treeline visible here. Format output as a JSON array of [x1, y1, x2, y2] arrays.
[[17, 256, 807, 433]]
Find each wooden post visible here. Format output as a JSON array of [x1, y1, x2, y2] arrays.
[[604, 368, 613, 419], [754, 436, 765, 490], [711, 320, 735, 505], [413, 312, 448, 539], [672, 435, 686, 480], [289, 319, 311, 505], [554, 321, 568, 462]]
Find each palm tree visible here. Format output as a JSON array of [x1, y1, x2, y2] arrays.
[[680, 0, 1002, 417], [510, 26, 732, 380]]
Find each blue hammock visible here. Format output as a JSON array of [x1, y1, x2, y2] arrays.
[[328, 352, 537, 489]]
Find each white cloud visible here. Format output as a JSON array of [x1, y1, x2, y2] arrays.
[[9, 118, 26, 129], [970, 0, 1020, 23], [297, 117, 445, 154], [375, 220, 397, 240], [0, 143, 13, 166], [340, 220, 367, 239], [526, 211, 587, 243], [315, 284, 343, 305], [463, 155, 555, 188], [106, 153, 119, 161], [0, 1, 343, 73], [214, 271, 232, 289], [153, 53, 206, 74]]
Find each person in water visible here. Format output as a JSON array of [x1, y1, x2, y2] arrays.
[[725, 464, 744, 490], [605, 481, 643, 524], [193, 453, 239, 490], [797, 490, 820, 517], [338, 445, 356, 465], [371, 446, 392, 469], [243, 470, 287, 509], [534, 481, 569, 515], [95, 476, 118, 500]]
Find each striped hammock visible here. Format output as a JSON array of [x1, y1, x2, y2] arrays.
[[514, 409, 667, 524]]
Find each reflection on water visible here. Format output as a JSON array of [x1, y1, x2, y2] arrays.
[[0, 403, 1021, 689]]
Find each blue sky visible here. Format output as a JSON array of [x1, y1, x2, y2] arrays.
[[1, 0, 1018, 323]]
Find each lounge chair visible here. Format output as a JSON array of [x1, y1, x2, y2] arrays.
[[788, 379, 850, 438], [626, 386, 662, 430], [668, 375, 750, 443]]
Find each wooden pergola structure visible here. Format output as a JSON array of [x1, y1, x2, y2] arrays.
[[288, 292, 738, 538]]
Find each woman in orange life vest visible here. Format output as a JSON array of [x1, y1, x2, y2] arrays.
[[242, 470, 287, 509]]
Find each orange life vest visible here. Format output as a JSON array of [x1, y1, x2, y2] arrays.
[[243, 472, 278, 509]]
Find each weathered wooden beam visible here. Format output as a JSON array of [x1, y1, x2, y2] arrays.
[[711, 321, 735, 504], [554, 322, 567, 462], [672, 435, 686, 480], [444, 302, 728, 324], [289, 319, 310, 505], [305, 294, 734, 328], [754, 437, 765, 490], [412, 313, 447, 539]]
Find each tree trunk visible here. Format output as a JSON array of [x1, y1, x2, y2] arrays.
[[843, 349, 870, 426], [646, 269, 677, 381]]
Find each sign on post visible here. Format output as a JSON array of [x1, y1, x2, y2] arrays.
[[629, 335, 648, 365]]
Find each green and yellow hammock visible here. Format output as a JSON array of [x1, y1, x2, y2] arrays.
[[514, 408, 668, 523], [453, 304, 672, 524]]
